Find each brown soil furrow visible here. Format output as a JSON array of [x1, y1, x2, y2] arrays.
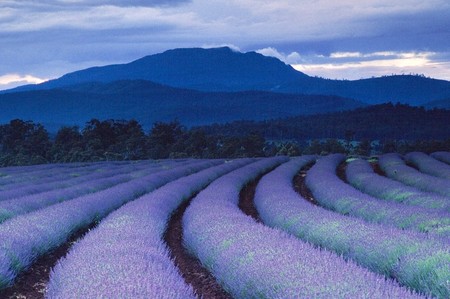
[[164, 196, 232, 299], [292, 163, 318, 205], [336, 161, 349, 183], [238, 177, 262, 222], [0, 223, 97, 299], [370, 162, 387, 176]]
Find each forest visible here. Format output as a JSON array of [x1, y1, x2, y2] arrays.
[[0, 103, 449, 166]]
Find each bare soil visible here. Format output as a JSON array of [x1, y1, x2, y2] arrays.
[[292, 163, 318, 205], [164, 196, 232, 299], [336, 162, 348, 183], [238, 177, 262, 222], [0, 223, 97, 299], [370, 162, 386, 176]]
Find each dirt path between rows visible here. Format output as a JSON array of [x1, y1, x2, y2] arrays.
[[238, 177, 262, 222], [370, 161, 387, 176], [164, 196, 232, 299], [292, 163, 318, 205], [0, 223, 97, 299]]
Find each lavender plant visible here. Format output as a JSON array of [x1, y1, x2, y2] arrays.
[[306, 154, 450, 236], [46, 159, 253, 298], [346, 158, 450, 212], [183, 157, 423, 298], [379, 153, 450, 197], [405, 152, 450, 179], [0, 159, 219, 289], [0, 163, 169, 223], [431, 151, 450, 165], [255, 157, 450, 298], [0, 165, 103, 193]]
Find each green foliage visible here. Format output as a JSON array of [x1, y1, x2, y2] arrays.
[[0, 116, 448, 166]]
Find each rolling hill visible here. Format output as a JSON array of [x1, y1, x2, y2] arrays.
[[0, 80, 364, 132]]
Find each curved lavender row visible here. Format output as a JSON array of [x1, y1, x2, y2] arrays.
[[46, 159, 253, 299], [306, 154, 450, 236], [0, 162, 172, 223], [0, 159, 219, 289], [0, 160, 168, 190], [379, 153, 450, 197], [0, 161, 158, 200], [183, 157, 422, 298], [432, 151, 450, 165], [0, 162, 113, 188], [255, 157, 449, 298], [405, 152, 450, 180], [0, 163, 72, 182], [0, 165, 100, 190], [346, 158, 450, 212]]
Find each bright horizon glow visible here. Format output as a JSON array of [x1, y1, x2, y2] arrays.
[[0, 74, 48, 90]]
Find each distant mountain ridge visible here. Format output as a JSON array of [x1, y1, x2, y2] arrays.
[[8, 47, 305, 93], [0, 80, 364, 132], [4, 47, 450, 105]]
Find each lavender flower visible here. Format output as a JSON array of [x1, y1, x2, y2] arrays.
[[306, 154, 450, 236], [405, 152, 450, 179], [0, 162, 171, 223], [255, 157, 449, 298], [46, 159, 253, 298], [379, 153, 450, 197], [183, 157, 423, 298], [0, 160, 218, 289], [431, 151, 450, 165], [346, 158, 449, 212]]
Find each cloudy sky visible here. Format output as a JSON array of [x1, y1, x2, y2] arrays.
[[1, 0, 449, 90]]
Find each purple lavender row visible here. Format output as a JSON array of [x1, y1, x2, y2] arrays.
[[0, 161, 125, 191], [432, 151, 450, 165], [0, 159, 168, 187], [0, 165, 90, 188], [346, 158, 450, 212], [0, 163, 72, 178], [255, 157, 449, 298], [0, 159, 219, 289], [183, 157, 422, 298], [379, 153, 450, 197], [306, 154, 450, 237], [0, 160, 161, 201], [46, 159, 254, 298], [0, 162, 108, 186], [0, 160, 160, 193], [0, 161, 174, 223], [405, 152, 450, 180]]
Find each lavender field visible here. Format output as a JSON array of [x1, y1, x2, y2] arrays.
[[0, 153, 448, 299]]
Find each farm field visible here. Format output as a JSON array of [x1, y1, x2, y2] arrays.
[[0, 153, 448, 298]]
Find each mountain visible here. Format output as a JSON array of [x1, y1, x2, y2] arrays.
[[7, 47, 306, 93], [277, 75, 450, 106], [0, 80, 364, 132], [4, 47, 450, 105], [424, 98, 450, 109]]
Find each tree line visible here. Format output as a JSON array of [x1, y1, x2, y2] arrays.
[[0, 115, 449, 166]]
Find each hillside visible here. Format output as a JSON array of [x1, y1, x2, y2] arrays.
[[4, 47, 450, 105], [198, 103, 450, 141], [0, 80, 364, 132], [425, 98, 450, 109]]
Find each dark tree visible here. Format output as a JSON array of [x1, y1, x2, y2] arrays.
[[52, 126, 83, 162], [148, 121, 184, 159], [0, 119, 51, 166]]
